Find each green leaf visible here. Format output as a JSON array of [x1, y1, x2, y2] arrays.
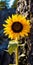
[[8, 44, 17, 55]]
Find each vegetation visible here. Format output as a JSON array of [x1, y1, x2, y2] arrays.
[[12, 0, 18, 8]]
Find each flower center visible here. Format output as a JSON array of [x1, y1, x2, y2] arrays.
[[12, 22, 23, 33]]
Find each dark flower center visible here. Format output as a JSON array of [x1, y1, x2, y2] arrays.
[[12, 22, 23, 33]]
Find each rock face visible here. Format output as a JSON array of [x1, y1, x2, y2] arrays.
[[16, 0, 31, 19]]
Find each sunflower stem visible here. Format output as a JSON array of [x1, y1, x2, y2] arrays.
[[15, 45, 18, 65]]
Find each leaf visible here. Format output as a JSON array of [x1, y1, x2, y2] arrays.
[[7, 44, 17, 55]]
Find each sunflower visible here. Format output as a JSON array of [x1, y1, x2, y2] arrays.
[[3, 14, 31, 40]]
